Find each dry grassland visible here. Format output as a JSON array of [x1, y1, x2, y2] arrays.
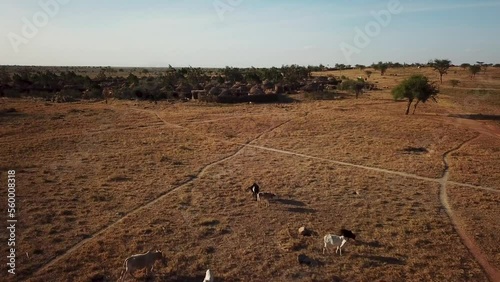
[[0, 67, 498, 282]]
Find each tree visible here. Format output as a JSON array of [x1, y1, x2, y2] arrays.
[[355, 64, 366, 70], [450, 79, 460, 88], [222, 67, 244, 82], [0, 68, 12, 85], [334, 63, 346, 75], [95, 70, 107, 82], [365, 70, 373, 79], [392, 74, 439, 115], [245, 67, 262, 84], [460, 63, 471, 70], [430, 59, 451, 84], [469, 65, 481, 78], [126, 73, 139, 86], [339, 79, 366, 99]]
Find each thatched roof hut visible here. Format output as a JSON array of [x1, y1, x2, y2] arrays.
[[220, 88, 232, 96]]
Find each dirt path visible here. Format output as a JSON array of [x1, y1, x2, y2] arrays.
[[32, 114, 294, 277], [440, 135, 500, 282]]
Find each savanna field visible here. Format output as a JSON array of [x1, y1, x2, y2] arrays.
[[1, 66, 499, 282]]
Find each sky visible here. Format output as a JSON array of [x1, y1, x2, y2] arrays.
[[1, 0, 499, 67]]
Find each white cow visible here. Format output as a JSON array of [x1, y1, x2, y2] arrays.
[[120, 250, 165, 281], [203, 269, 214, 282], [323, 234, 347, 255]]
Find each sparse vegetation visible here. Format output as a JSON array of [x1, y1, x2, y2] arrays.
[[1, 64, 499, 281], [339, 78, 366, 99], [469, 64, 482, 78], [372, 62, 389, 76]]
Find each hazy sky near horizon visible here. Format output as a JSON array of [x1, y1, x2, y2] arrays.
[[1, 0, 499, 67]]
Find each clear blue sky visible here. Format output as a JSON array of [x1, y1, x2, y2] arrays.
[[1, 0, 499, 67]]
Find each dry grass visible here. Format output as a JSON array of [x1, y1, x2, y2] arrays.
[[447, 184, 500, 270], [0, 67, 499, 282]]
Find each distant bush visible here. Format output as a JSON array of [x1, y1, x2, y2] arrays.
[[339, 79, 365, 98], [304, 91, 340, 100]]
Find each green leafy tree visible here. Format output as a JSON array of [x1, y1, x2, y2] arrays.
[[223, 67, 244, 82], [126, 73, 139, 86], [392, 74, 439, 115], [245, 67, 262, 84], [95, 70, 107, 82], [0, 68, 12, 85], [339, 79, 366, 99], [260, 67, 282, 82], [469, 65, 481, 78], [335, 63, 346, 75], [372, 62, 388, 75], [450, 79, 460, 88], [460, 63, 471, 70], [355, 64, 366, 70], [430, 59, 451, 84]]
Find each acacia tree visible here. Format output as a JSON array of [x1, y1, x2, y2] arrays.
[[460, 63, 471, 70], [340, 79, 365, 99], [392, 74, 439, 115], [430, 59, 451, 84], [469, 65, 481, 78]]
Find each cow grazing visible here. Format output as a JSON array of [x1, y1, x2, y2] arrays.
[[203, 269, 213, 282], [340, 229, 356, 240], [248, 182, 260, 201], [257, 192, 276, 207], [120, 250, 165, 281], [323, 234, 347, 255]]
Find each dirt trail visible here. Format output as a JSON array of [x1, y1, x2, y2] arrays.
[[440, 134, 500, 282], [31, 114, 294, 277]]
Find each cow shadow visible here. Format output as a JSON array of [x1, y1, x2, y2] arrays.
[[287, 207, 317, 214], [274, 198, 316, 214], [275, 198, 306, 207], [448, 114, 500, 121], [351, 254, 406, 265], [355, 240, 383, 248]]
